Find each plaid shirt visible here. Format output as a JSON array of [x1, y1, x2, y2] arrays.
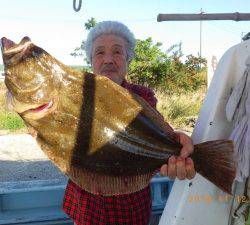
[[63, 80, 158, 225]]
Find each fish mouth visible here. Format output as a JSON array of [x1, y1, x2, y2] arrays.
[[7, 91, 57, 120], [21, 100, 54, 117]]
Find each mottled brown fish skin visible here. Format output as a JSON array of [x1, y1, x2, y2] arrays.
[[1, 37, 236, 195]]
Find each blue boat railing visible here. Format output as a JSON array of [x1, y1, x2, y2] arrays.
[[151, 174, 174, 214], [0, 175, 174, 225]]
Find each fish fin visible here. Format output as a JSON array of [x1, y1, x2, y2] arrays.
[[193, 140, 236, 194], [68, 167, 155, 195]]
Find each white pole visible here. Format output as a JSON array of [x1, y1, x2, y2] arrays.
[[199, 8, 203, 58]]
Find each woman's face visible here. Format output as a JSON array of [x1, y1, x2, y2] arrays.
[[91, 34, 128, 85]]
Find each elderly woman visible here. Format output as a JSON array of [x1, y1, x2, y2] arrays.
[[63, 21, 195, 225]]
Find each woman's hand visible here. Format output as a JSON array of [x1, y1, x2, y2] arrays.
[[160, 131, 196, 180]]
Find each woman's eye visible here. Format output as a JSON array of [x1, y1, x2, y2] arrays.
[[114, 50, 122, 54], [96, 51, 104, 55]]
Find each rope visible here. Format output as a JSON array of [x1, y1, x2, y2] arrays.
[[73, 0, 82, 12]]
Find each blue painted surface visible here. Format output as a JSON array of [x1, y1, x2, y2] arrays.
[[0, 175, 174, 225], [151, 175, 174, 212]]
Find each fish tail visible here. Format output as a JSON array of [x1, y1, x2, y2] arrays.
[[193, 140, 236, 194]]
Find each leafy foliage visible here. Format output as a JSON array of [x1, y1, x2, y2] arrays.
[[0, 111, 25, 131], [84, 17, 97, 30], [128, 38, 166, 86], [128, 38, 207, 93], [70, 17, 97, 65], [70, 41, 85, 58]]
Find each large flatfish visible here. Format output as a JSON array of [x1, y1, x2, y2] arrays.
[[1, 37, 236, 195]]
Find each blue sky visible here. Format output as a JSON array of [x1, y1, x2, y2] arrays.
[[0, 0, 250, 66]]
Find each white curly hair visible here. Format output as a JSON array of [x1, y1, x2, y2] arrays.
[[85, 21, 136, 63]]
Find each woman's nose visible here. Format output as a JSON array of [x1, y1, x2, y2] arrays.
[[103, 53, 114, 64]]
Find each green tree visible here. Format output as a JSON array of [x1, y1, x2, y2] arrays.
[[128, 38, 207, 93], [128, 38, 168, 86], [70, 17, 97, 65], [84, 17, 97, 30]]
